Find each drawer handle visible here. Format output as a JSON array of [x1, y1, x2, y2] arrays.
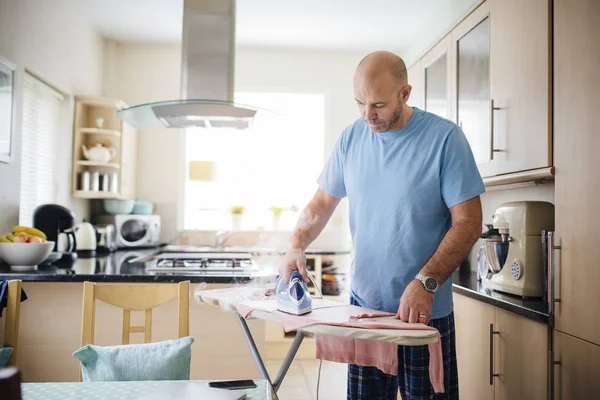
[[549, 350, 561, 400], [490, 99, 502, 160], [489, 323, 500, 385]]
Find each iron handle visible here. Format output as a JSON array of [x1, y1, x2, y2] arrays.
[[548, 232, 562, 318], [489, 323, 500, 385], [490, 99, 501, 160]]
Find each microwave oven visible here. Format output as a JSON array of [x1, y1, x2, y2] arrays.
[[94, 214, 161, 248]]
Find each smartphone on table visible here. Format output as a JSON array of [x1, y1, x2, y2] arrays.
[[209, 380, 257, 390]]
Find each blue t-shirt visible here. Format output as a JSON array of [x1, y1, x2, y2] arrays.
[[317, 107, 485, 319]]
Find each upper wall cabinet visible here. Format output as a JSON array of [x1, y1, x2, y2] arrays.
[[408, 60, 424, 109], [452, 3, 494, 177], [423, 35, 452, 120], [487, 0, 551, 176], [452, 0, 551, 179], [409, 0, 552, 181]]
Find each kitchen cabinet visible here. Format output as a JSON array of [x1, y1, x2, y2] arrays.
[[407, 60, 424, 109], [445, 0, 552, 179], [451, 2, 494, 178], [553, 331, 600, 400], [454, 293, 495, 400], [553, 0, 600, 347], [494, 308, 547, 400], [454, 293, 548, 400], [71, 96, 137, 200], [488, 0, 551, 175], [422, 35, 452, 120]]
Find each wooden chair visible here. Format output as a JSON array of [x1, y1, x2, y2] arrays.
[[3, 280, 23, 367], [79, 281, 190, 380]]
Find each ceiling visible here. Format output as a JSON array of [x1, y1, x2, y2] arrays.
[[77, 0, 478, 63]]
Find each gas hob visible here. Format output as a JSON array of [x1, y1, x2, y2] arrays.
[[145, 252, 257, 273]]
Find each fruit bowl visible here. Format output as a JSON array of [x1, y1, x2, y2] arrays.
[[0, 242, 55, 270]]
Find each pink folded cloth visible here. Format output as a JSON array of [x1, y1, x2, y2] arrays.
[[235, 292, 444, 393]]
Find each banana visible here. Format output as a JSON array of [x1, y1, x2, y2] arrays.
[[0, 235, 9, 243], [5, 233, 15, 242], [12, 226, 47, 240]]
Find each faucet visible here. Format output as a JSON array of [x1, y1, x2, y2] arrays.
[[215, 230, 234, 250]]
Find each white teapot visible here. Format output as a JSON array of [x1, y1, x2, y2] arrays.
[[82, 143, 116, 163]]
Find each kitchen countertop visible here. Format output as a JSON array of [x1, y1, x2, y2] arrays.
[[0, 247, 278, 284], [452, 269, 550, 324]]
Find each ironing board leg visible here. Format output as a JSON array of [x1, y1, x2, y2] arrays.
[[272, 331, 305, 392], [236, 313, 306, 393], [236, 313, 272, 386]]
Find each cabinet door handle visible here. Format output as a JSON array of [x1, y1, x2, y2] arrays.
[[549, 350, 561, 400], [489, 323, 500, 385], [548, 232, 562, 319], [490, 99, 502, 160]]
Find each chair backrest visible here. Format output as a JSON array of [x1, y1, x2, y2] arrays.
[[81, 281, 190, 347], [3, 280, 22, 367]]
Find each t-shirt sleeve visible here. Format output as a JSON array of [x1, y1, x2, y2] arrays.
[[317, 132, 347, 199], [440, 126, 486, 208]]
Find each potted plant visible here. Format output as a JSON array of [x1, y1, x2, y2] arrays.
[[229, 206, 245, 230], [269, 206, 285, 231]]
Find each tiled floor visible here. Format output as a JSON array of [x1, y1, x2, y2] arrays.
[[265, 359, 348, 400]]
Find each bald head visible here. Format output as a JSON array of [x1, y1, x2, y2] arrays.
[[356, 51, 408, 86], [353, 51, 413, 133]]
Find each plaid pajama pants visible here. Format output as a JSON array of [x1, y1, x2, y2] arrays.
[[347, 296, 459, 400]]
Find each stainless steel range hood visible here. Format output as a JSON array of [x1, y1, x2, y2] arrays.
[[116, 0, 258, 129]]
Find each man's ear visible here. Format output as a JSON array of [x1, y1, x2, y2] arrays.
[[400, 85, 412, 103]]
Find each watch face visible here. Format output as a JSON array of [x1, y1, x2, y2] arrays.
[[425, 278, 438, 291]]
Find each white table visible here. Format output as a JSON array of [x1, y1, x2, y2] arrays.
[[21, 380, 277, 400]]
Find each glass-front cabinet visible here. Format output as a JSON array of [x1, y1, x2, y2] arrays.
[[452, 1, 495, 178], [423, 36, 451, 120]]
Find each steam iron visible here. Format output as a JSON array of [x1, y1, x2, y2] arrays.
[[276, 271, 314, 315]]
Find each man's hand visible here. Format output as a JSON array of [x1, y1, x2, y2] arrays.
[[397, 279, 434, 324], [279, 248, 308, 283]]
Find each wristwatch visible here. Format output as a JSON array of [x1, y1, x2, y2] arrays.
[[415, 274, 439, 293]]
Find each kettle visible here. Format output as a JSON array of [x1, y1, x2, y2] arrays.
[[81, 143, 116, 163], [74, 221, 97, 256]]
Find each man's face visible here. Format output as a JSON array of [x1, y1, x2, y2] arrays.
[[354, 72, 411, 133]]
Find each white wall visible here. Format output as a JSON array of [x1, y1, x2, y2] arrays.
[[104, 44, 363, 249], [0, 0, 104, 233]]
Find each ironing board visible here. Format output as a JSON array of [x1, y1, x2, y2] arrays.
[[194, 286, 439, 393]]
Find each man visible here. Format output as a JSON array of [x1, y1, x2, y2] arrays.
[[280, 50, 484, 399]]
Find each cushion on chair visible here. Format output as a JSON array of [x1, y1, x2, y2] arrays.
[[0, 347, 13, 367], [72, 336, 194, 382]]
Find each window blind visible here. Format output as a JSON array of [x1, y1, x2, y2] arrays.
[[19, 73, 65, 226]]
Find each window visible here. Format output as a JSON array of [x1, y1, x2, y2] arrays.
[[184, 92, 326, 230], [19, 73, 65, 226]]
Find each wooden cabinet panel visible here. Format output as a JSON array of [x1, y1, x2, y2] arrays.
[[407, 60, 424, 109], [454, 293, 495, 400], [489, 0, 551, 175], [553, 0, 600, 346], [554, 331, 600, 399], [494, 308, 548, 400]]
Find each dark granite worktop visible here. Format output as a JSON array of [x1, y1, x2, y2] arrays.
[[0, 245, 350, 284], [452, 269, 550, 324]]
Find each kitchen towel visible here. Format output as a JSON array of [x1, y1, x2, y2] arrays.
[[235, 292, 444, 393], [0, 280, 28, 318]]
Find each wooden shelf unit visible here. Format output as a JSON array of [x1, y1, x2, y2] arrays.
[[72, 96, 137, 200]]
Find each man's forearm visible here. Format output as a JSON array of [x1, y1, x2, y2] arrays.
[[290, 198, 336, 252], [419, 220, 481, 284]]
